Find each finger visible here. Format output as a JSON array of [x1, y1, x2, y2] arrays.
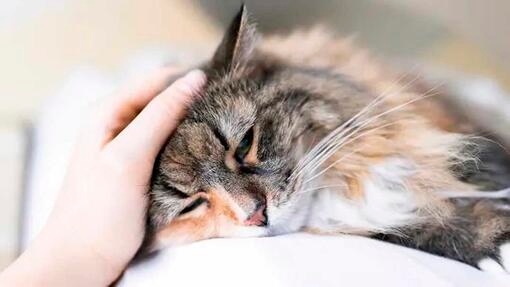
[[92, 66, 184, 143], [106, 69, 206, 161], [107, 66, 183, 115]]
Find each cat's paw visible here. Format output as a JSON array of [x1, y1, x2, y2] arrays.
[[477, 243, 510, 274]]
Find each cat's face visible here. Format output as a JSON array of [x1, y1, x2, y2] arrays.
[[149, 77, 313, 248], [146, 6, 368, 250]]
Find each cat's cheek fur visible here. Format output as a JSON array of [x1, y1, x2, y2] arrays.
[[266, 192, 316, 235], [153, 187, 267, 250], [305, 158, 423, 234]]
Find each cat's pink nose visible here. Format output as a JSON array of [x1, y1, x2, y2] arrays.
[[244, 204, 267, 226]]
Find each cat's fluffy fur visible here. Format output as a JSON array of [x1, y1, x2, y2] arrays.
[[143, 6, 510, 272]]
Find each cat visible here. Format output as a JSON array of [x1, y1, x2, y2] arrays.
[[142, 5, 510, 273]]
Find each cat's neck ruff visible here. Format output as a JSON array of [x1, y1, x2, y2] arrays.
[[305, 157, 423, 234]]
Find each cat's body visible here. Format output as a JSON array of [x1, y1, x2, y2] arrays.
[[144, 6, 510, 272]]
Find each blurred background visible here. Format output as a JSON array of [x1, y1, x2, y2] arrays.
[[0, 0, 509, 269]]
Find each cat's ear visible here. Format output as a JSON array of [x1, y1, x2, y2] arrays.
[[210, 4, 258, 74]]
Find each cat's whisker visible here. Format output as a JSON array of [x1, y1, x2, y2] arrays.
[[293, 71, 427, 178], [292, 69, 434, 187], [292, 113, 367, 177], [298, 184, 348, 194], [303, 147, 362, 184], [303, 119, 376, 174], [295, 120, 368, 178], [293, 110, 382, 179], [304, 85, 445, 178], [291, 70, 421, 178], [294, 122, 375, 180], [303, 121, 402, 179], [299, 100, 408, 178], [298, 89, 443, 181], [438, 188, 510, 199]]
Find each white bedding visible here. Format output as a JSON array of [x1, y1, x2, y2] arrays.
[[22, 59, 510, 286], [120, 234, 507, 287]]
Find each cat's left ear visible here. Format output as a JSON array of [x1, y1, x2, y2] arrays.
[[210, 4, 258, 74]]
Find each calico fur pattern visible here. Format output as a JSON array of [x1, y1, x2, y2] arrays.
[[142, 5, 510, 272]]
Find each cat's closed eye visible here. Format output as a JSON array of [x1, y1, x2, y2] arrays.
[[235, 127, 254, 164], [178, 197, 208, 216]]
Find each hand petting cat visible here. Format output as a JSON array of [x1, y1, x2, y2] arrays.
[[0, 68, 206, 287]]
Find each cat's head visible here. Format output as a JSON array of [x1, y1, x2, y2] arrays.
[[146, 5, 370, 250]]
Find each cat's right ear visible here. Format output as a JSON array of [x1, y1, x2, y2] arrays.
[[209, 4, 258, 75]]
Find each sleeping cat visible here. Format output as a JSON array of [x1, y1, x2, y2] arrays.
[[143, 5, 510, 272]]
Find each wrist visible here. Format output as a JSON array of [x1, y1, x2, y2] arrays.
[[34, 225, 122, 286], [0, 227, 121, 287]]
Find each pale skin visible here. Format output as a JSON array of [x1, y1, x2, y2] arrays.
[[0, 68, 207, 287]]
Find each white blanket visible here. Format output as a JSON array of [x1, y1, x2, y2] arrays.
[[22, 62, 510, 286], [121, 234, 506, 287]]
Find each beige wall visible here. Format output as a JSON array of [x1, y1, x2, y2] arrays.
[[1, 0, 509, 124], [385, 0, 510, 90], [0, 0, 219, 123], [384, 0, 510, 72]]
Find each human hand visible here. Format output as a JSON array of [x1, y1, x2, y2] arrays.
[[0, 68, 206, 287]]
